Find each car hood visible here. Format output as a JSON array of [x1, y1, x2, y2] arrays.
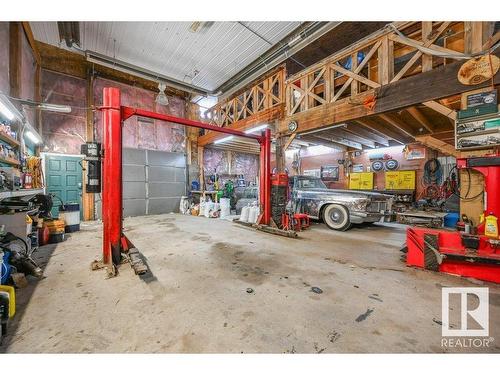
[[296, 188, 392, 200]]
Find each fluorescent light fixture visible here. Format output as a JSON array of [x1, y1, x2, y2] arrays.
[[214, 136, 234, 144], [300, 123, 347, 136], [0, 100, 15, 120], [365, 145, 404, 156], [0, 93, 22, 122], [25, 130, 42, 144], [38, 103, 72, 113], [244, 124, 268, 134]]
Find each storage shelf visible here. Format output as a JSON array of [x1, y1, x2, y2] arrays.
[[0, 155, 20, 166], [0, 132, 20, 147], [0, 188, 44, 199]]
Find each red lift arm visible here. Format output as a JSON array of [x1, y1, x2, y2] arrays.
[[100, 87, 271, 268]]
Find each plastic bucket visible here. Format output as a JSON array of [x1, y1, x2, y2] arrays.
[[59, 203, 80, 232], [444, 212, 460, 228]]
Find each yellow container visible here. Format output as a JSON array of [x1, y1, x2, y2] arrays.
[[485, 214, 499, 238], [0, 285, 15, 318]]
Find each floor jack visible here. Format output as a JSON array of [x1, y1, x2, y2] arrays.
[[405, 154, 500, 283]]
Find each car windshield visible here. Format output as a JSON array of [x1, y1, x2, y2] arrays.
[[296, 177, 327, 189]]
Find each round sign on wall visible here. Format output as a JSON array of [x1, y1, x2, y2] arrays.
[[371, 160, 384, 172], [385, 159, 399, 171], [288, 121, 298, 132]]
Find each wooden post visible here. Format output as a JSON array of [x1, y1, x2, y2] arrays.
[[351, 52, 359, 96], [198, 146, 205, 191], [465, 21, 484, 54], [421, 22, 433, 72], [378, 35, 394, 85], [9, 22, 22, 98], [82, 71, 95, 221]]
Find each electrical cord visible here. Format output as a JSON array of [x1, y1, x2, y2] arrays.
[[448, 165, 484, 201]]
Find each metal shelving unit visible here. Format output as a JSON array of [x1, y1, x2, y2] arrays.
[[0, 188, 45, 199]]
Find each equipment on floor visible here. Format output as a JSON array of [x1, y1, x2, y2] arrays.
[[45, 219, 66, 243], [95, 87, 271, 276], [405, 154, 500, 283], [271, 173, 289, 227], [58, 203, 80, 232]]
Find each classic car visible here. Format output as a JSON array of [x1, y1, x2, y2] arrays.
[[290, 175, 393, 231]]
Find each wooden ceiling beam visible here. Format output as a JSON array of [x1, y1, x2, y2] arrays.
[[414, 135, 460, 158], [298, 135, 347, 151], [378, 114, 419, 138], [327, 128, 376, 148], [355, 118, 408, 144], [344, 123, 389, 146], [406, 107, 434, 132], [422, 100, 457, 121]]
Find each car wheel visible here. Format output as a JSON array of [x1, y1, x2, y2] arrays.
[[322, 204, 351, 231]]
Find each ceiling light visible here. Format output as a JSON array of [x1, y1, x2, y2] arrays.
[[0, 93, 22, 122], [244, 124, 268, 134], [38, 103, 72, 113], [214, 136, 234, 145], [25, 130, 42, 144], [0, 100, 15, 121], [156, 82, 169, 106]]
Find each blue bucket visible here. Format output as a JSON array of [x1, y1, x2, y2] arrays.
[[444, 212, 460, 228]]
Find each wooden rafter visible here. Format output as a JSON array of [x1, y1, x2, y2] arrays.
[[344, 124, 389, 146], [283, 133, 297, 151], [355, 119, 408, 144], [406, 107, 434, 132], [415, 135, 460, 158], [378, 114, 418, 138], [422, 100, 457, 120]]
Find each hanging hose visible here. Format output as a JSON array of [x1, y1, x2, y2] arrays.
[[448, 165, 484, 201]]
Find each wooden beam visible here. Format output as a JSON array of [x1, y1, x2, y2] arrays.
[[198, 105, 282, 146], [373, 50, 500, 114], [330, 128, 376, 148], [9, 22, 22, 97], [378, 114, 418, 138], [354, 119, 407, 144], [283, 133, 297, 151], [378, 35, 394, 85], [21, 22, 41, 65], [312, 134, 363, 150], [36, 41, 188, 98], [422, 101, 457, 120], [421, 22, 433, 72], [82, 70, 95, 221], [299, 135, 347, 151], [406, 107, 434, 132], [344, 124, 389, 146], [415, 135, 460, 158], [198, 146, 205, 191]]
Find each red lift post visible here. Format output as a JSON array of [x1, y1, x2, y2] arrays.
[[100, 87, 272, 271]]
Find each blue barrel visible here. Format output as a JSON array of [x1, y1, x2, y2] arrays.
[[444, 212, 460, 228]]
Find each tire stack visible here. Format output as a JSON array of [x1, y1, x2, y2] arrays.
[[271, 173, 289, 227]]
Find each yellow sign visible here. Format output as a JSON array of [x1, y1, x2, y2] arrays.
[[349, 172, 374, 190], [385, 170, 416, 190]]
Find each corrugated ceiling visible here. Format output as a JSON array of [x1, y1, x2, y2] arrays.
[[30, 21, 302, 91]]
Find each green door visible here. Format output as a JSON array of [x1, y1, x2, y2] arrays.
[[45, 154, 83, 218]]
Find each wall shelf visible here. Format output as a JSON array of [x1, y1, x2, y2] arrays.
[[0, 156, 21, 166], [0, 132, 20, 147], [0, 188, 44, 199]]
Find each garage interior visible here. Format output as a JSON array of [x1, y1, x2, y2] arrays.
[[1, 20, 500, 354]]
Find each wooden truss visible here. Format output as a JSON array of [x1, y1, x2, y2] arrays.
[[285, 21, 468, 117], [205, 68, 285, 128]]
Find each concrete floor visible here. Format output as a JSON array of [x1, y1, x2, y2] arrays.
[[2, 213, 500, 353]]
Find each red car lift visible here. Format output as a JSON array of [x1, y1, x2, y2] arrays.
[[406, 154, 500, 283], [98, 87, 271, 275]]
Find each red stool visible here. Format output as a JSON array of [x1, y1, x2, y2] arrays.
[[293, 213, 310, 231]]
